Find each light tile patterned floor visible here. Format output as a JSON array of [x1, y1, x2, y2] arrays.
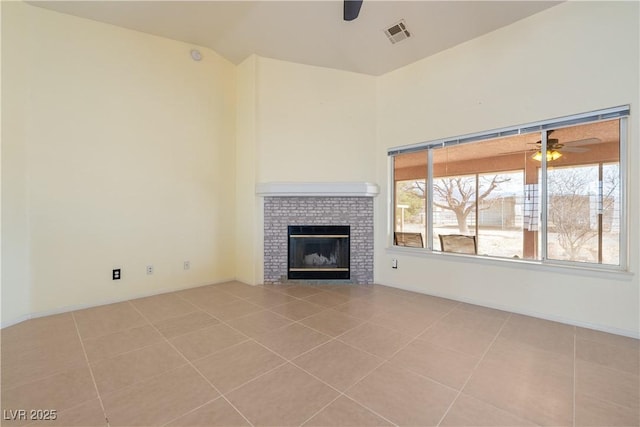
[[1, 282, 638, 426]]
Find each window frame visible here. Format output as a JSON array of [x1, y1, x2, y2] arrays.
[[388, 106, 629, 272]]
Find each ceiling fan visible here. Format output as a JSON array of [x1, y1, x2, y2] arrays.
[[529, 130, 600, 161], [344, 0, 363, 21], [496, 130, 601, 161]]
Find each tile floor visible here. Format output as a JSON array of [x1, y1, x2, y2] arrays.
[[1, 281, 638, 426]]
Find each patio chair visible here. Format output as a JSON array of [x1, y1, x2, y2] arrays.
[[439, 234, 477, 254], [394, 232, 424, 248]]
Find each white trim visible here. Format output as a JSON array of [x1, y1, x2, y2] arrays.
[[256, 182, 379, 197], [1, 314, 32, 329], [385, 246, 634, 279], [0, 277, 238, 329], [388, 107, 629, 272], [378, 281, 639, 339], [619, 117, 629, 269], [541, 130, 549, 260], [388, 105, 630, 155]]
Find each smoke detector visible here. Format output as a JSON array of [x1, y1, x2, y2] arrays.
[[384, 19, 411, 44], [190, 49, 202, 61]]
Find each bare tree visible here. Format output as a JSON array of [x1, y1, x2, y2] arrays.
[[412, 175, 510, 234], [549, 193, 595, 260], [548, 165, 618, 261]]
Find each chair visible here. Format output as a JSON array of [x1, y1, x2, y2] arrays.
[[394, 232, 424, 248], [439, 234, 477, 254]]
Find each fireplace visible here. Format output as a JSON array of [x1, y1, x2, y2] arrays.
[[288, 225, 350, 280], [260, 186, 377, 284]]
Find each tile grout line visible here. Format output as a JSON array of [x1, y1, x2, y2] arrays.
[[206, 291, 369, 344], [184, 337, 252, 364], [167, 290, 353, 425], [121, 284, 371, 347], [178, 286, 401, 426], [13, 284, 634, 427], [86, 335, 170, 365], [575, 393, 640, 413], [435, 312, 514, 427], [70, 312, 111, 427], [158, 395, 225, 427], [294, 359, 399, 427], [574, 336, 640, 376], [298, 300, 463, 427], [81, 301, 264, 365], [214, 357, 290, 396], [80, 335, 251, 400], [326, 301, 463, 425], [280, 318, 403, 427], [69, 285, 518, 426], [209, 284, 410, 332], [126, 300, 256, 427]]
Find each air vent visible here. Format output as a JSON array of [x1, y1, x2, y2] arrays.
[[384, 19, 411, 44]]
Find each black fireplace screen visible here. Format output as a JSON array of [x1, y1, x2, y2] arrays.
[[288, 225, 350, 280]]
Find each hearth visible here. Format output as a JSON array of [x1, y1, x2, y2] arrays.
[[288, 225, 350, 280]]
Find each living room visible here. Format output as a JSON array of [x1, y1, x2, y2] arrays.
[[4, 0, 637, 336], [2, 1, 638, 425]]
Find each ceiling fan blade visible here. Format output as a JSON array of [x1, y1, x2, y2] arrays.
[[344, 0, 363, 21], [563, 137, 601, 147], [496, 149, 536, 156], [560, 147, 590, 153]]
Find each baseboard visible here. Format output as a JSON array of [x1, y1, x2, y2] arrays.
[[1, 314, 32, 329], [5, 279, 637, 339], [0, 277, 236, 329], [379, 282, 640, 339]]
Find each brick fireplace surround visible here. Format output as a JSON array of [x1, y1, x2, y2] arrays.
[[257, 183, 378, 285]]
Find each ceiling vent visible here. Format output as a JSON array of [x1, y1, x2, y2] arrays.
[[384, 20, 411, 45]]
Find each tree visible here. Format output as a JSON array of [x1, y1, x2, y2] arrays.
[[396, 180, 426, 218], [548, 165, 618, 261], [412, 175, 510, 234]]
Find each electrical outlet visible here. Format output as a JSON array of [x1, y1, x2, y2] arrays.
[[391, 259, 398, 269], [183, 261, 190, 270], [146, 265, 154, 275], [112, 269, 121, 280]]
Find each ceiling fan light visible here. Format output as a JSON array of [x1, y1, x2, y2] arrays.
[[532, 150, 563, 162], [549, 150, 562, 161]]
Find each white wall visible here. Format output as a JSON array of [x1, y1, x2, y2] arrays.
[[255, 57, 377, 183], [236, 56, 378, 284], [1, 3, 237, 325], [3, 1, 637, 336], [235, 55, 261, 285], [1, 2, 32, 323], [376, 1, 640, 336]]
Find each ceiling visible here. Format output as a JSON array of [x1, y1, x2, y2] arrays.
[[30, 1, 560, 76], [394, 119, 620, 177]]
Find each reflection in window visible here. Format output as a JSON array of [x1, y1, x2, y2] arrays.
[[391, 116, 624, 269], [478, 171, 524, 258], [431, 135, 535, 258], [546, 120, 620, 265], [393, 152, 427, 244]]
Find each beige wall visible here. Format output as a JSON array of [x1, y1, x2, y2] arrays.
[[255, 56, 377, 183], [376, 1, 639, 336], [235, 55, 261, 285], [235, 56, 377, 284], [1, 3, 237, 324], [1, 2, 32, 323], [2, 1, 638, 336]]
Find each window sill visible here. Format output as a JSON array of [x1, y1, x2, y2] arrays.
[[385, 246, 634, 280]]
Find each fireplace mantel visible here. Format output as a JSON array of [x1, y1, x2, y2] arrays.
[[256, 182, 379, 198]]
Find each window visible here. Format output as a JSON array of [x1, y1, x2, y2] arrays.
[[390, 107, 627, 270]]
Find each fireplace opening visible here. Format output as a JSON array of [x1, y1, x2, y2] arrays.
[[288, 225, 350, 280]]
